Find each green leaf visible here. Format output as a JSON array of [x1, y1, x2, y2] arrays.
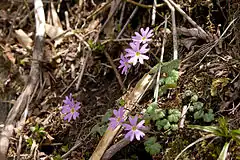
[[158, 85, 168, 96], [183, 90, 193, 98], [153, 109, 166, 121], [231, 129, 240, 144], [118, 98, 125, 106], [217, 141, 231, 160], [187, 125, 222, 136], [203, 109, 215, 122], [61, 145, 69, 153], [193, 102, 204, 110], [144, 137, 162, 155], [194, 110, 204, 120], [189, 106, 194, 112], [144, 137, 157, 146], [146, 103, 165, 121], [218, 117, 229, 137], [101, 110, 113, 123], [156, 119, 169, 130], [168, 70, 179, 82], [191, 95, 198, 102], [161, 60, 180, 74], [171, 124, 178, 131], [163, 121, 171, 130], [147, 102, 158, 113], [165, 77, 177, 88], [168, 109, 181, 123]]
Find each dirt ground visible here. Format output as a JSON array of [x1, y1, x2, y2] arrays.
[[0, 0, 239, 159]]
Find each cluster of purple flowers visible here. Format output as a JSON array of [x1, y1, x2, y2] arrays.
[[108, 107, 146, 141], [61, 93, 81, 122], [119, 27, 153, 75]]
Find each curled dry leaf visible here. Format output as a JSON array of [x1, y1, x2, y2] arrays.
[[45, 24, 64, 47], [15, 29, 33, 49], [180, 37, 198, 50]]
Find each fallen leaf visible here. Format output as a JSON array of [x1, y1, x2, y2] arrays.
[[15, 29, 33, 49]]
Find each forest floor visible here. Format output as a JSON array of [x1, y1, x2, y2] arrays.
[[0, 0, 239, 160]]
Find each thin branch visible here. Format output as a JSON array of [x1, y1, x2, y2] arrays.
[[154, 15, 168, 102], [151, 0, 157, 25], [164, 0, 178, 60], [117, 0, 143, 39], [126, 0, 164, 9], [167, 0, 209, 41], [102, 138, 131, 160]]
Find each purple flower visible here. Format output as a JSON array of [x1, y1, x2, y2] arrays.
[[125, 42, 149, 65], [61, 93, 81, 122], [118, 54, 131, 75], [108, 107, 125, 130], [132, 27, 153, 44], [123, 115, 146, 141]]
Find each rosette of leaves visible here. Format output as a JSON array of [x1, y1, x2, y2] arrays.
[[158, 69, 179, 96], [155, 109, 181, 131], [144, 102, 166, 123], [144, 137, 162, 155], [156, 119, 171, 130], [189, 101, 215, 122], [168, 109, 181, 123]]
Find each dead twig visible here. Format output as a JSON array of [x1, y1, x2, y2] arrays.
[[61, 131, 92, 159], [102, 138, 130, 160], [151, 0, 157, 25], [116, 0, 143, 39], [119, 1, 126, 28], [194, 18, 237, 68], [163, 0, 178, 60], [154, 15, 168, 102], [167, 0, 210, 41], [0, 0, 45, 159], [104, 51, 125, 91], [99, 0, 121, 34], [126, 0, 164, 9]]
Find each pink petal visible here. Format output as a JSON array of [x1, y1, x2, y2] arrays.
[[113, 109, 118, 116], [73, 112, 79, 120], [123, 123, 132, 130], [125, 130, 133, 141], [137, 120, 145, 128], [139, 57, 144, 64], [129, 115, 138, 126], [134, 130, 145, 140], [128, 57, 138, 66], [140, 54, 149, 60], [125, 49, 135, 55]]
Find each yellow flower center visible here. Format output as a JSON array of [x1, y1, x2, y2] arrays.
[[142, 37, 146, 40], [71, 108, 75, 113], [132, 126, 137, 131], [117, 117, 121, 122], [136, 52, 140, 56]]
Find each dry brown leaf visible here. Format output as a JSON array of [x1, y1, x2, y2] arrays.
[[180, 37, 198, 50], [85, 19, 100, 32], [15, 29, 33, 49], [4, 44, 15, 64], [177, 27, 200, 37], [45, 24, 64, 47]]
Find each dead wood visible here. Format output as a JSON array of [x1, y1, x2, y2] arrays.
[[0, 0, 45, 159]]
